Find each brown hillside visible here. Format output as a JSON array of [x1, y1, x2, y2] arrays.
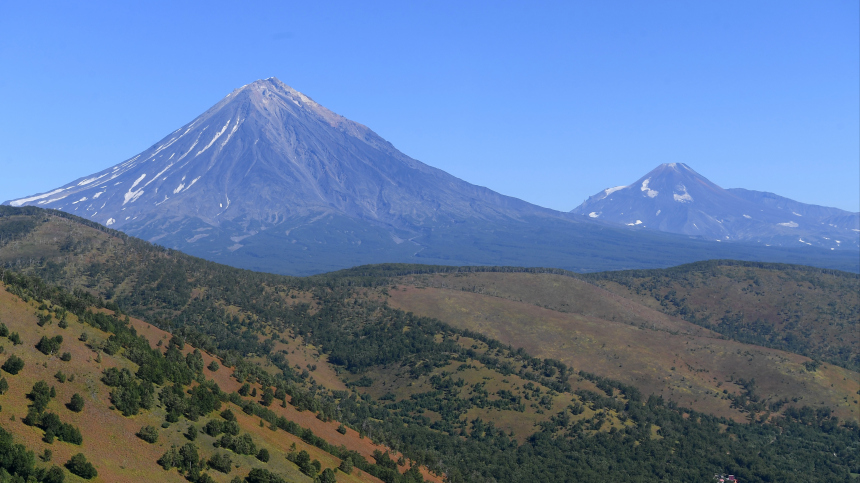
[[585, 263, 860, 370], [387, 285, 860, 423], [0, 284, 431, 483], [393, 272, 716, 336]]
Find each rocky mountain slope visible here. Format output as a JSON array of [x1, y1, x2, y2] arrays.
[[8, 78, 548, 236], [571, 163, 859, 250]]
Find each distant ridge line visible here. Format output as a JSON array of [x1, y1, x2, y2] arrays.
[[320, 259, 860, 283]]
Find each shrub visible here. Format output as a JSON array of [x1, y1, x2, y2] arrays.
[[37, 313, 52, 327], [207, 360, 219, 371], [0, 323, 7, 337], [103, 368, 155, 416], [204, 420, 223, 436], [28, 381, 53, 411], [207, 452, 232, 473], [42, 465, 65, 483], [158, 443, 200, 473], [179, 443, 199, 472], [137, 425, 159, 443], [2, 355, 24, 374], [58, 319, 68, 329], [0, 377, 8, 394], [54, 371, 66, 383], [8, 332, 21, 345], [36, 335, 63, 355], [37, 412, 82, 444], [186, 424, 197, 441], [339, 456, 353, 474], [246, 468, 287, 483], [320, 468, 337, 483], [337, 424, 347, 434], [66, 453, 97, 479], [67, 394, 84, 413], [158, 445, 180, 470], [260, 388, 274, 407], [257, 448, 270, 462], [60, 352, 72, 362], [217, 432, 256, 455], [289, 450, 319, 478]]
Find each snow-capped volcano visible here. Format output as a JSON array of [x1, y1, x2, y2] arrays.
[[571, 163, 859, 250]]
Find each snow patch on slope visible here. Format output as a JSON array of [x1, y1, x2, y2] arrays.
[[604, 186, 627, 197], [221, 118, 241, 148], [123, 174, 147, 205], [640, 179, 658, 198], [197, 120, 231, 156], [673, 184, 693, 203], [9, 188, 67, 207]]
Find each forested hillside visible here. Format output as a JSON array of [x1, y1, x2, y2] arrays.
[[0, 207, 858, 482]]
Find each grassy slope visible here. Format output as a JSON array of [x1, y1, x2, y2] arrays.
[[582, 261, 860, 370], [0, 283, 406, 483], [386, 273, 860, 423], [0, 285, 186, 483]]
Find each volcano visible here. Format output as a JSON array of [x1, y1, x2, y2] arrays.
[[571, 163, 859, 250], [8, 78, 547, 236]]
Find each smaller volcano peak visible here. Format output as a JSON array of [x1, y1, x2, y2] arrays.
[[638, 164, 712, 188], [650, 163, 697, 176]]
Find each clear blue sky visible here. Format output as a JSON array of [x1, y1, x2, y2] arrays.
[[1, 1, 858, 212]]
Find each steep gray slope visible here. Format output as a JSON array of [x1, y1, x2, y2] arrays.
[[8, 78, 548, 240], [571, 163, 859, 250]]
